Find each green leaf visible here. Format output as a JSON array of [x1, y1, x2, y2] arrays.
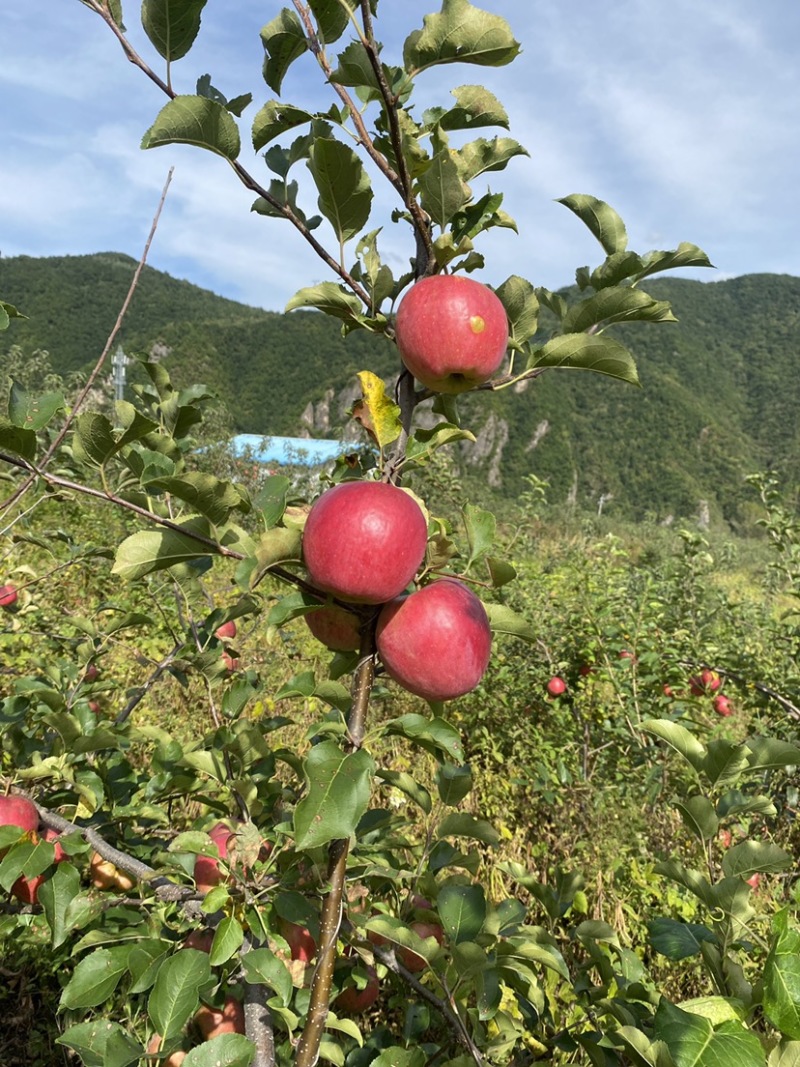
[[142, 95, 241, 160], [285, 281, 364, 321], [436, 83, 509, 130], [260, 8, 307, 94], [561, 287, 676, 334], [416, 150, 470, 228], [74, 412, 117, 466], [384, 714, 465, 763], [636, 242, 715, 280], [8, 381, 64, 431], [721, 841, 793, 878], [39, 862, 81, 949], [438, 812, 499, 846], [242, 946, 293, 1006], [463, 503, 495, 567], [250, 526, 303, 586], [763, 910, 800, 1040], [210, 916, 244, 966], [436, 763, 473, 806], [486, 557, 516, 587], [529, 333, 639, 386], [653, 998, 766, 1067], [375, 768, 433, 814], [453, 136, 528, 182], [112, 519, 213, 580], [0, 301, 26, 329], [589, 251, 646, 290], [60, 946, 130, 1009], [640, 718, 707, 773], [141, 0, 207, 61], [145, 472, 249, 526], [482, 602, 535, 643], [746, 737, 800, 771], [252, 101, 313, 151], [308, 0, 356, 44], [648, 918, 718, 960], [676, 795, 719, 841], [702, 740, 751, 789], [495, 275, 538, 347], [403, 422, 475, 466], [0, 416, 36, 461], [437, 883, 485, 944], [148, 949, 211, 1038], [329, 40, 382, 94], [57, 1020, 137, 1067], [558, 194, 628, 255], [307, 137, 373, 244], [182, 1034, 255, 1067], [404, 0, 521, 73], [294, 742, 375, 848], [654, 860, 714, 908]]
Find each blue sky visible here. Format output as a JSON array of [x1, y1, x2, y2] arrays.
[[2, 1, 798, 311]]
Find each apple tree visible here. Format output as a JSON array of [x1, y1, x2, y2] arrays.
[[3, 2, 800, 1066]]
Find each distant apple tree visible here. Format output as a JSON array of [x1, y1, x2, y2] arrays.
[[2, 2, 800, 1066]]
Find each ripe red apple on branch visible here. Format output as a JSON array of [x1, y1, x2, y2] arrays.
[[334, 964, 380, 1013], [90, 851, 136, 892], [376, 578, 492, 702], [690, 669, 721, 696], [215, 620, 237, 641], [194, 996, 245, 1039], [0, 794, 39, 838], [279, 918, 318, 962], [194, 822, 235, 894], [0, 583, 18, 608], [547, 676, 567, 698], [303, 481, 428, 604], [397, 920, 445, 973], [12, 829, 67, 905], [712, 693, 733, 717], [394, 274, 509, 393]]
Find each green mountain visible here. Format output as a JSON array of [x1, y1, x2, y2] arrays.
[[2, 253, 799, 525]]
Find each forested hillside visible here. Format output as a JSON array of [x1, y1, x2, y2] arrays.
[[2, 253, 798, 523]]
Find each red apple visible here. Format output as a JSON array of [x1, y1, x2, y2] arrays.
[[719, 829, 732, 849], [88, 701, 102, 714], [280, 919, 317, 962], [618, 650, 637, 664], [546, 676, 567, 698], [334, 964, 379, 1013], [194, 823, 234, 894], [712, 694, 733, 717], [0, 584, 18, 608], [215, 620, 237, 641], [578, 664, 594, 677], [83, 663, 99, 683], [11, 829, 67, 905], [690, 669, 721, 696], [303, 481, 428, 605], [182, 928, 215, 953], [663, 684, 675, 698], [222, 651, 240, 672], [376, 578, 491, 702], [90, 851, 136, 892], [746, 873, 761, 890], [394, 274, 509, 394], [0, 795, 39, 836], [304, 603, 361, 651], [146, 1034, 186, 1066], [195, 996, 245, 1039], [397, 920, 444, 973]]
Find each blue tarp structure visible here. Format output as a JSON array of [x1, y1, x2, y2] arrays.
[[230, 434, 362, 467]]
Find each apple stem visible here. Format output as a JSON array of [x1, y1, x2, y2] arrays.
[[295, 628, 375, 1067]]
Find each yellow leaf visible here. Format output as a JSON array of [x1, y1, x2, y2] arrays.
[[354, 371, 401, 450]]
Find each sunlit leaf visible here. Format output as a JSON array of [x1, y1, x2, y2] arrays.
[[764, 910, 800, 1040], [260, 8, 307, 94], [142, 95, 241, 160], [404, 0, 520, 73], [558, 194, 628, 256], [529, 333, 639, 386], [142, 0, 207, 62], [294, 742, 374, 848]]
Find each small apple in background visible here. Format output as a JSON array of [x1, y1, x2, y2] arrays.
[[146, 1034, 186, 1066], [578, 663, 594, 677], [303, 481, 428, 604], [83, 663, 100, 683], [376, 578, 492, 702], [394, 274, 509, 394], [746, 873, 761, 890], [280, 918, 318, 962], [194, 823, 234, 894], [88, 701, 102, 715], [334, 964, 380, 1013], [618, 650, 637, 664], [662, 684, 675, 698], [304, 603, 361, 652], [11, 829, 67, 905], [712, 694, 733, 717], [718, 829, 732, 849], [90, 850, 136, 892], [546, 676, 567, 698], [182, 928, 215, 953], [0, 583, 18, 608], [194, 996, 245, 1039], [215, 620, 237, 641], [690, 669, 721, 696], [397, 920, 445, 973]]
